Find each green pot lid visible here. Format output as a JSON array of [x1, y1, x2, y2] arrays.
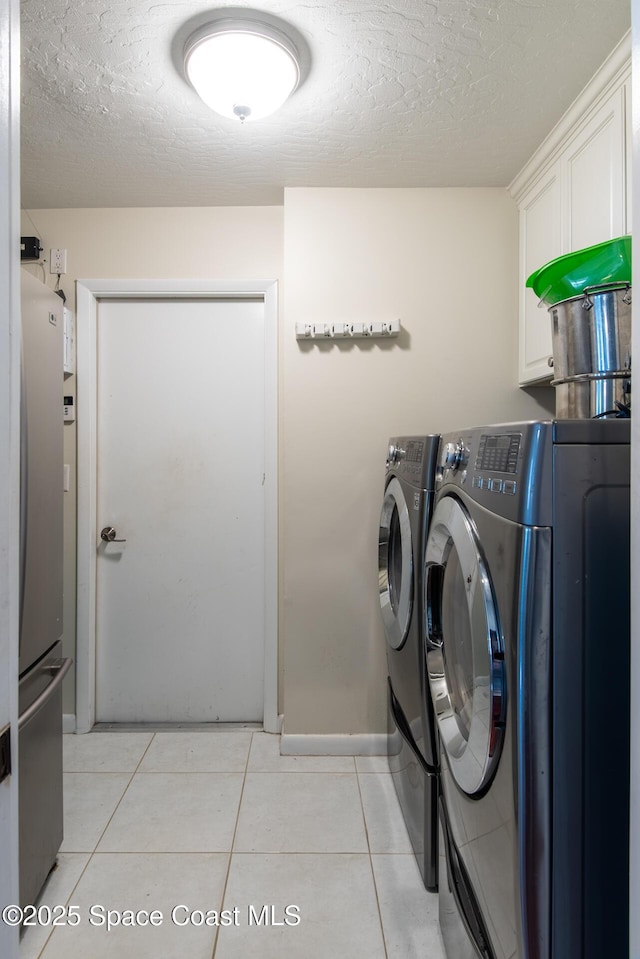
[[526, 235, 631, 307]]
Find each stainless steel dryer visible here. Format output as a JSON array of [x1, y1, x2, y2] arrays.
[[425, 420, 630, 959], [378, 435, 440, 890]]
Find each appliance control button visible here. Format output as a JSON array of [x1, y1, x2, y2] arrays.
[[503, 480, 517, 495], [441, 441, 465, 471], [489, 478, 502, 492]]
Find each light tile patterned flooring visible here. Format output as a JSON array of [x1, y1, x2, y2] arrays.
[[21, 730, 446, 959]]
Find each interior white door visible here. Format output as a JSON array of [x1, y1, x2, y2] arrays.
[[95, 297, 265, 722]]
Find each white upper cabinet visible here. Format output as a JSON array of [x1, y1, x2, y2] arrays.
[[518, 162, 562, 383], [565, 88, 626, 251], [511, 34, 631, 385], [625, 76, 632, 233]]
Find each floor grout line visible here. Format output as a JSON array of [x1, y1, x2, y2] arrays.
[[208, 730, 255, 959], [133, 732, 157, 771], [355, 763, 390, 959], [27, 735, 159, 958], [63, 731, 157, 858], [28, 854, 92, 959]]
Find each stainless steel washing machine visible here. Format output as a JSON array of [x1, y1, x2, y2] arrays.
[[425, 420, 630, 959], [378, 435, 440, 890]]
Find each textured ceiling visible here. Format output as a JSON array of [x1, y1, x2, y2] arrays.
[[21, 0, 631, 208]]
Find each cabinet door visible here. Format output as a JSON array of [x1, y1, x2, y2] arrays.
[[624, 78, 632, 234], [519, 162, 562, 384], [564, 87, 626, 251]]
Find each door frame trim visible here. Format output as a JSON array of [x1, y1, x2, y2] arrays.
[[75, 278, 279, 733], [0, 0, 22, 948]]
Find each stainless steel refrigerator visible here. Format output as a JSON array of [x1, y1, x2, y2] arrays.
[[19, 270, 71, 908]]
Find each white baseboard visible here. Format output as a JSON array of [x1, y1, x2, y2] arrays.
[[280, 732, 387, 757], [62, 714, 77, 734]]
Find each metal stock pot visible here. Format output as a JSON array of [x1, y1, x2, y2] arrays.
[[548, 283, 631, 418]]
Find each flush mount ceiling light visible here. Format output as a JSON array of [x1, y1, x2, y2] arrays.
[[184, 17, 301, 122]]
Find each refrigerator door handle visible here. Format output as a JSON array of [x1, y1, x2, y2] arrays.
[[19, 336, 28, 648], [19, 658, 73, 731]]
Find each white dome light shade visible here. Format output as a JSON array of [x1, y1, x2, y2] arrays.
[[184, 20, 300, 122]]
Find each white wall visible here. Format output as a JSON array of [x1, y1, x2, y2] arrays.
[[21, 206, 283, 309], [282, 187, 554, 735], [20, 206, 284, 716]]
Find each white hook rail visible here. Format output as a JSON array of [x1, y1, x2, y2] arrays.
[[295, 319, 401, 339]]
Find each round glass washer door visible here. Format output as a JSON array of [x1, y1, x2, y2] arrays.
[[378, 477, 413, 650], [425, 494, 506, 795]]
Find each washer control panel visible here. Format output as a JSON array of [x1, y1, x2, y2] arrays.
[[472, 475, 517, 495], [475, 433, 521, 474], [438, 430, 523, 488], [465, 432, 522, 496], [436, 423, 554, 526]]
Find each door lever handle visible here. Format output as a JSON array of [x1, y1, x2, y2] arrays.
[[100, 526, 126, 543]]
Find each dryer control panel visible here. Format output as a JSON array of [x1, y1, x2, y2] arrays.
[[386, 436, 440, 491]]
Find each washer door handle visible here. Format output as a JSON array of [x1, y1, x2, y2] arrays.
[[424, 563, 443, 651]]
